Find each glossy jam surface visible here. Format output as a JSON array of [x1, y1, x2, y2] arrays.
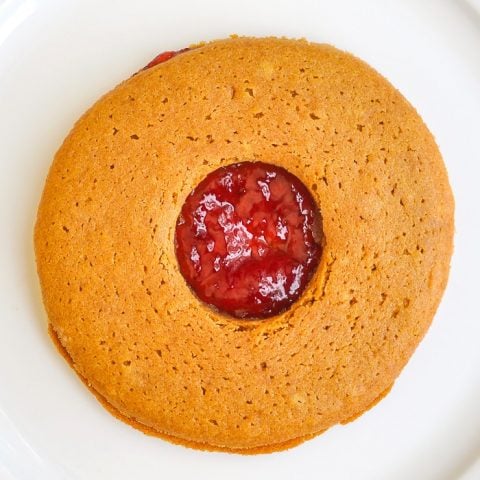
[[143, 48, 189, 70], [175, 162, 322, 319]]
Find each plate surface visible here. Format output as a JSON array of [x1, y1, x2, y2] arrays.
[[1, 0, 479, 479]]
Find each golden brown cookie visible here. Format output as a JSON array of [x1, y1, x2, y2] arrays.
[[34, 36, 454, 452]]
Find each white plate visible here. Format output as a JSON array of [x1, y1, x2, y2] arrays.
[[1, 0, 480, 478]]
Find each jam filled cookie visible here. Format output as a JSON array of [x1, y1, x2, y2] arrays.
[[35, 37, 454, 453]]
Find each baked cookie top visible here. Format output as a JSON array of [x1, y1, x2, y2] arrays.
[[35, 36, 454, 451]]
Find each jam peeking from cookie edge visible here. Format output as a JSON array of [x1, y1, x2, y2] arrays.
[[143, 48, 190, 70], [175, 162, 323, 319]]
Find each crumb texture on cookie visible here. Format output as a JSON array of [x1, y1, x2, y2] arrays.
[[35, 37, 454, 452]]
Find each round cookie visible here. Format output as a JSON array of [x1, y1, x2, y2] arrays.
[[35, 37, 454, 452]]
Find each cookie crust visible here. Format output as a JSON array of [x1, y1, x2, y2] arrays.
[[35, 37, 454, 452]]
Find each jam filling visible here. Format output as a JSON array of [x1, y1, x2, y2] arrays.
[[175, 162, 322, 319], [143, 48, 190, 70]]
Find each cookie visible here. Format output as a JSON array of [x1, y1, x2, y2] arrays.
[[35, 36, 454, 452]]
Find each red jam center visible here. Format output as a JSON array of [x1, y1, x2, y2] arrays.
[[175, 162, 322, 319]]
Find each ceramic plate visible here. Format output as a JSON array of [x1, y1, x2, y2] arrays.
[[1, 0, 479, 478]]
